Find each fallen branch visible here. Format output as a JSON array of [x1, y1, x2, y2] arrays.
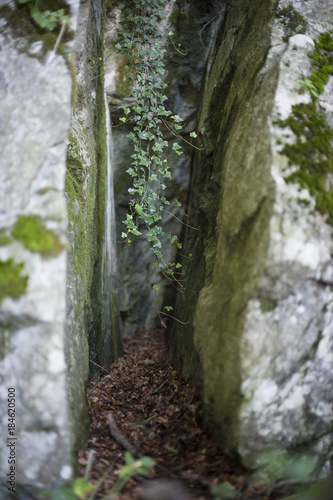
[[107, 413, 140, 458]]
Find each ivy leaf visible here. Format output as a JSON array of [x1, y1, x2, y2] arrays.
[[173, 199, 181, 207]]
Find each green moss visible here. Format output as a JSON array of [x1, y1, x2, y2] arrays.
[[277, 31, 333, 224], [260, 298, 277, 312], [276, 4, 307, 41], [0, 230, 12, 246], [0, 258, 28, 303], [37, 187, 59, 195], [309, 31, 333, 95], [12, 215, 65, 257]]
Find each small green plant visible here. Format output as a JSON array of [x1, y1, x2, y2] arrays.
[[277, 31, 333, 225], [18, 0, 71, 32], [104, 452, 156, 498], [294, 78, 319, 98], [12, 215, 65, 257], [40, 477, 94, 500]]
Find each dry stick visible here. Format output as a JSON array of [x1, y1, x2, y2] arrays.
[[89, 359, 122, 387], [107, 413, 140, 458]]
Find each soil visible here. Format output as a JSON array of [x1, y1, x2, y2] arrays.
[[77, 327, 284, 500]]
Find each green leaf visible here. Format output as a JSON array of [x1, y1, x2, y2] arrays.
[[190, 131, 197, 138], [164, 306, 173, 312], [152, 284, 158, 290], [173, 199, 181, 207], [73, 478, 94, 499], [140, 456, 156, 468], [124, 451, 136, 465]]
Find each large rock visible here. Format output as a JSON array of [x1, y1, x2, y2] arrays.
[[0, 0, 79, 493], [168, 0, 333, 480]]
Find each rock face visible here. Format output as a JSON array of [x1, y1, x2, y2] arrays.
[[104, 0, 224, 336], [0, 0, 79, 493], [168, 0, 333, 479], [0, 0, 123, 493]]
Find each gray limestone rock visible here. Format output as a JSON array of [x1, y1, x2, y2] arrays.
[[168, 0, 333, 480], [0, 0, 78, 493]]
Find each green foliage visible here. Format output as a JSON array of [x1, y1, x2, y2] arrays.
[[18, 0, 71, 32], [276, 4, 307, 41], [210, 482, 236, 500], [12, 215, 65, 257], [105, 452, 156, 497], [277, 31, 333, 225], [111, 0, 197, 285], [40, 477, 94, 500], [0, 258, 28, 303]]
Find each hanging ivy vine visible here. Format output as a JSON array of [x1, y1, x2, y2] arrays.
[[112, 0, 198, 290]]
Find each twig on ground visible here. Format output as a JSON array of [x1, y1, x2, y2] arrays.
[[107, 413, 140, 458]]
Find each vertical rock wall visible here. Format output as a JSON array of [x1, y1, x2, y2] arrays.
[[0, 0, 79, 494], [169, 0, 333, 479]]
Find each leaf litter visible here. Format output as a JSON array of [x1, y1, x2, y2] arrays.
[[77, 327, 278, 500]]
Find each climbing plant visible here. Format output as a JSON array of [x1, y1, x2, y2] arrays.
[[112, 0, 198, 289]]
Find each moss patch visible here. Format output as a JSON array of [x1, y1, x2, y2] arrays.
[[0, 258, 28, 303], [309, 31, 333, 95], [12, 215, 65, 257], [0, 230, 12, 246], [260, 298, 277, 312], [276, 4, 307, 41], [277, 31, 333, 224], [0, 2, 74, 60]]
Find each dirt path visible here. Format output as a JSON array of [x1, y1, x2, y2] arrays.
[[78, 327, 272, 499]]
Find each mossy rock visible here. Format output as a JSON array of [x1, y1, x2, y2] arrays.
[[0, 258, 28, 303], [309, 31, 333, 95], [276, 4, 307, 41], [278, 31, 333, 224], [12, 215, 65, 257]]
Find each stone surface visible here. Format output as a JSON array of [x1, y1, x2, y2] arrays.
[[168, 0, 333, 480], [0, 0, 77, 493]]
